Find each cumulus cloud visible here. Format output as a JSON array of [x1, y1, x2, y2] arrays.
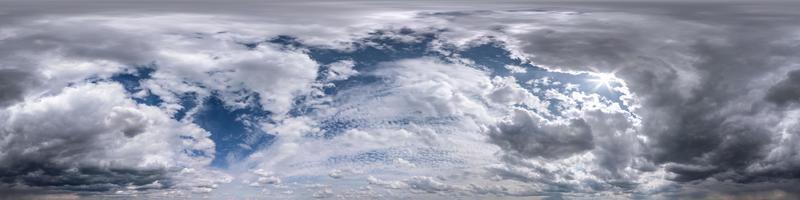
[[488, 109, 594, 159], [0, 83, 222, 193], [766, 70, 800, 106], [470, 3, 800, 196]]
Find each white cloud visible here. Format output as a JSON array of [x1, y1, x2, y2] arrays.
[[504, 65, 527, 74], [0, 82, 225, 192], [324, 60, 359, 82]]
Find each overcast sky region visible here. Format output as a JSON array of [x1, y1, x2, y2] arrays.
[[2, 1, 800, 199]]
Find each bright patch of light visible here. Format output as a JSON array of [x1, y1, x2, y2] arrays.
[[590, 73, 618, 90]]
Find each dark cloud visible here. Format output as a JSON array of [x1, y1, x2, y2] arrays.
[[516, 28, 639, 72], [509, 2, 800, 189], [0, 164, 168, 192], [668, 179, 800, 200], [0, 24, 156, 66], [766, 70, 800, 106], [0, 69, 39, 107], [639, 24, 796, 183], [0, 187, 81, 200], [0, 83, 215, 194], [489, 109, 594, 159], [427, 2, 800, 196], [0, 84, 164, 192]]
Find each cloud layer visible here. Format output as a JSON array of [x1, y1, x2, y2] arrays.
[[1, 1, 800, 199]]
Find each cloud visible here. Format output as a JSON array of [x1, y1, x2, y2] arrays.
[[0, 82, 223, 193], [403, 4, 800, 195], [243, 58, 499, 175], [323, 60, 359, 82], [0, 69, 39, 107], [488, 108, 594, 159], [766, 70, 800, 106], [475, 3, 800, 195], [366, 175, 549, 197]]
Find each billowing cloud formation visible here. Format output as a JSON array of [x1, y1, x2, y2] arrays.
[[766, 70, 800, 106], [0, 69, 38, 107], [489, 109, 594, 159], [1, 1, 800, 199], [0, 83, 226, 194]]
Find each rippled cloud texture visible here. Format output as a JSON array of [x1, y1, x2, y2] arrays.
[[1, 1, 800, 199]]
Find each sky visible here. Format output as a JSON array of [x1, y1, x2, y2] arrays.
[[1, 1, 800, 199]]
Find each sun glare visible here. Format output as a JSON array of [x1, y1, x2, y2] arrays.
[[590, 73, 617, 90]]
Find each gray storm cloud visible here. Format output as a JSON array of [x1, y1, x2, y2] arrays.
[[488, 109, 594, 159]]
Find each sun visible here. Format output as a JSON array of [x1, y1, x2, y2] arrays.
[[590, 73, 617, 90]]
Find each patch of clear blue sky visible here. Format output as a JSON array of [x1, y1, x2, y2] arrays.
[[109, 66, 162, 106], [192, 95, 273, 168], [109, 67, 273, 168], [458, 41, 627, 114]]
